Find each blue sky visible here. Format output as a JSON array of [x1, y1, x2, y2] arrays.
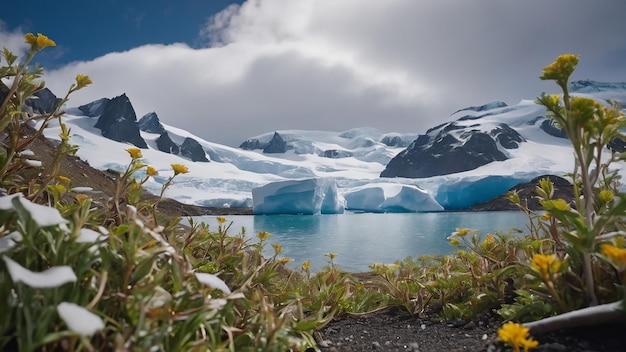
[[2, 1, 626, 146], [3, 0, 242, 68]]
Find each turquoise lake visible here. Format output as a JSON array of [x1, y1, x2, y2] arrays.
[[192, 211, 530, 272]]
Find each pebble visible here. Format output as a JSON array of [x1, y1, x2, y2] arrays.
[[462, 321, 476, 330]]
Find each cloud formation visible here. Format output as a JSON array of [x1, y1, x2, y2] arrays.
[[5, 1, 626, 146]]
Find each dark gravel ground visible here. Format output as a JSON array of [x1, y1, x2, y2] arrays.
[[316, 306, 626, 352]]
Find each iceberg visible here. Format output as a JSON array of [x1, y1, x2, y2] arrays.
[[252, 178, 344, 215], [434, 175, 531, 210], [344, 183, 443, 213]]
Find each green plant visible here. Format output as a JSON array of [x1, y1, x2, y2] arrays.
[[499, 54, 626, 341], [1, 34, 91, 202]]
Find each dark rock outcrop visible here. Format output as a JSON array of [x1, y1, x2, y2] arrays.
[[101, 119, 147, 149], [94, 94, 136, 129], [78, 98, 108, 117], [322, 149, 353, 159], [540, 118, 568, 139], [156, 133, 180, 154], [381, 121, 522, 178], [491, 123, 526, 149], [240, 138, 266, 150], [180, 137, 209, 162], [608, 138, 626, 153], [263, 132, 288, 153], [469, 175, 574, 211], [138, 112, 166, 134], [80, 94, 147, 148], [381, 135, 411, 148], [27, 88, 61, 114], [0, 83, 60, 116]]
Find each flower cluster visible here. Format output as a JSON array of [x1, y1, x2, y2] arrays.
[[531, 254, 562, 280]]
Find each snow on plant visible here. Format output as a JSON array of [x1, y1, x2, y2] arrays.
[[56, 302, 104, 336], [195, 272, 232, 294], [3, 256, 77, 288]]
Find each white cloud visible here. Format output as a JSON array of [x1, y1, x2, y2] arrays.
[[0, 21, 28, 58], [36, 0, 626, 146]]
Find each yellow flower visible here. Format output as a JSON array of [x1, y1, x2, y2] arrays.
[[541, 199, 571, 212], [569, 96, 599, 126], [601, 244, 626, 272], [75, 194, 89, 203], [171, 163, 189, 175], [448, 237, 460, 247], [531, 254, 562, 278], [146, 166, 158, 176], [326, 252, 337, 260], [481, 234, 495, 247], [126, 147, 142, 159], [24, 33, 56, 49], [278, 257, 293, 264], [257, 231, 272, 241], [599, 189, 614, 203], [216, 216, 227, 224], [454, 228, 471, 237], [302, 261, 311, 270], [498, 322, 538, 352], [56, 175, 71, 185], [272, 243, 283, 255], [540, 54, 579, 83], [75, 74, 93, 89]]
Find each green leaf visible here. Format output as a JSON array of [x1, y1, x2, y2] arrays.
[[295, 319, 318, 332]]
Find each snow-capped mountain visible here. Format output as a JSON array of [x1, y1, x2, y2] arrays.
[[37, 80, 626, 213]]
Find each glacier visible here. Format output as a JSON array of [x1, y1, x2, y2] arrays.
[[252, 178, 344, 215], [344, 183, 443, 213], [36, 80, 626, 214]]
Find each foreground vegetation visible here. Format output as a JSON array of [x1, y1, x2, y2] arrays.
[[1, 35, 625, 351]]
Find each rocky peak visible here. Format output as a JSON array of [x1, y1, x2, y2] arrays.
[[94, 94, 136, 129], [80, 94, 147, 149], [28, 88, 61, 115], [156, 133, 180, 154], [240, 138, 266, 150], [180, 137, 209, 162], [381, 120, 523, 178], [78, 98, 109, 117], [263, 132, 288, 153], [138, 112, 166, 134]]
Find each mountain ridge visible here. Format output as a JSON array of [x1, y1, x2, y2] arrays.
[[33, 79, 626, 213]]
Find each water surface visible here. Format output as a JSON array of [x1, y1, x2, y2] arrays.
[[192, 211, 529, 272]]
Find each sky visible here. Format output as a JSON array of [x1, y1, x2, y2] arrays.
[[2, 0, 626, 147]]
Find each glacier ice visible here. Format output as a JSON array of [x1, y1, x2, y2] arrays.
[[252, 178, 344, 215], [344, 183, 444, 213], [434, 175, 531, 210]]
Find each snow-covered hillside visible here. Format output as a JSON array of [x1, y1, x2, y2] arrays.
[[38, 80, 626, 213]]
